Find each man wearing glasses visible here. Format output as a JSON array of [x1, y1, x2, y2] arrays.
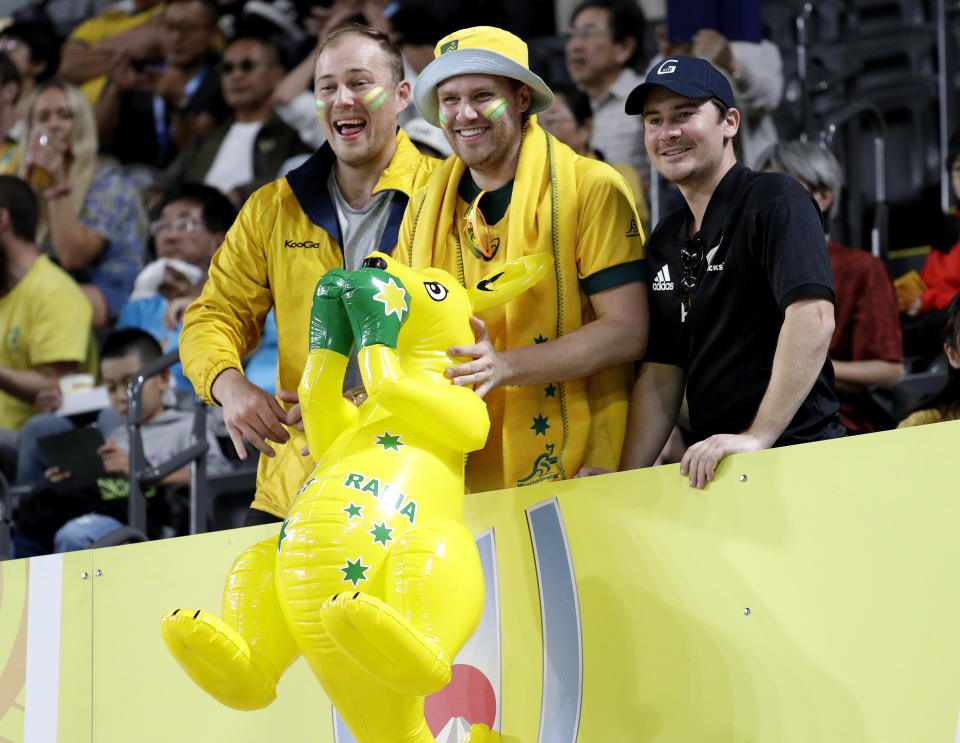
[[616, 55, 843, 488], [565, 0, 648, 179], [398, 26, 648, 494], [149, 35, 309, 207]]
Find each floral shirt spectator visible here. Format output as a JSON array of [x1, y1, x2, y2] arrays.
[[48, 165, 146, 319]]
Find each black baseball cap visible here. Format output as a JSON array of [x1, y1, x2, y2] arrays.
[[625, 55, 736, 115]]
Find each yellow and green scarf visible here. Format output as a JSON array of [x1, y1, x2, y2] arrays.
[[406, 119, 631, 492]]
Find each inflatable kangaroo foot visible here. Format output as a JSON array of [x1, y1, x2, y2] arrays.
[[320, 591, 451, 696], [160, 609, 278, 710]]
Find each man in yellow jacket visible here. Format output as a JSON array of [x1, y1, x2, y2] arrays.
[[398, 26, 649, 493], [179, 24, 439, 522]]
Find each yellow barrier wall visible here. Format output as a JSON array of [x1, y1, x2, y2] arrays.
[[2, 421, 960, 742]]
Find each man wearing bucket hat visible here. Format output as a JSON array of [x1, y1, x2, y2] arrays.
[[179, 24, 440, 523], [398, 26, 649, 493], [609, 54, 843, 487]]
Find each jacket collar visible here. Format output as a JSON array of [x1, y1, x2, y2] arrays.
[[285, 128, 424, 254]]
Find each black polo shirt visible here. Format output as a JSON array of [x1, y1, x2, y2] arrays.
[[645, 163, 844, 445]]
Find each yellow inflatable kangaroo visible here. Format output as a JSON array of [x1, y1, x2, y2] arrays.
[[161, 251, 551, 743]]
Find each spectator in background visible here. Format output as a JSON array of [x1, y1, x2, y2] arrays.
[[901, 135, 960, 360], [236, 0, 335, 151], [565, 0, 649, 180], [94, 0, 228, 169], [150, 35, 310, 208], [116, 183, 237, 392], [759, 140, 904, 434], [1, 21, 62, 178], [58, 0, 166, 106], [1, 21, 62, 125], [18, 79, 146, 327], [0, 175, 95, 478], [5, 0, 112, 42], [540, 80, 649, 233], [899, 293, 960, 428], [654, 26, 783, 168], [0, 54, 22, 176], [382, 0, 464, 126], [12, 328, 233, 556]]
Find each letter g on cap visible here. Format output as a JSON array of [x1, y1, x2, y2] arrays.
[[657, 58, 678, 75]]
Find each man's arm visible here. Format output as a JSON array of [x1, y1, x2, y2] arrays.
[[834, 253, 904, 393], [100, 437, 192, 484], [0, 361, 78, 405], [680, 297, 835, 488], [58, 41, 115, 86], [446, 280, 649, 397], [833, 358, 904, 394], [59, 21, 165, 86], [619, 361, 686, 470]]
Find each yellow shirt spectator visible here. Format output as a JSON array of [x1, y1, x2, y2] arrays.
[[0, 254, 95, 430]]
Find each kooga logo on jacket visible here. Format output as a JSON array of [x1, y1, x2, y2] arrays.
[[285, 239, 323, 248]]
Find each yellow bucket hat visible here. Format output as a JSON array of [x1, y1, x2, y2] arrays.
[[413, 26, 554, 128]]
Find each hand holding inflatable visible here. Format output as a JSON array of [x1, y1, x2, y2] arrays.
[[162, 252, 552, 743]]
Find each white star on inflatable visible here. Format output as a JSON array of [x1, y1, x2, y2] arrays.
[[371, 277, 408, 320]]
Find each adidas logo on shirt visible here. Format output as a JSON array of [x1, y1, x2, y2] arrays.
[[652, 265, 674, 291]]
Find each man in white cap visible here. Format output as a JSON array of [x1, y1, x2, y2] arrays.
[[397, 26, 648, 493]]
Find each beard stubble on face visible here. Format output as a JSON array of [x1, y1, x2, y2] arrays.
[[448, 113, 523, 175]]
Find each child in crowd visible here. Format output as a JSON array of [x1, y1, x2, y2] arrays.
[[12, 328, 231, 557], [899, 293, 960, 428]]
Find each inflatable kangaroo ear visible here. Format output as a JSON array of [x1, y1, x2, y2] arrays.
[[467, 253, 553, 313]]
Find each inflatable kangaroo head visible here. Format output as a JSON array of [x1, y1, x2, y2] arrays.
[[359, 251, 553, 378]]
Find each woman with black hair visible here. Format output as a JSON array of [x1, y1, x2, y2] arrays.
[[899, 292, 960, 427]]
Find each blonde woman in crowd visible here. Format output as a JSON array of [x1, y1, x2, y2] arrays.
[[18, 79, 146, 327]]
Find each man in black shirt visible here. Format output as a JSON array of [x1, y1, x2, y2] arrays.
[[614, 55, 844, 487]]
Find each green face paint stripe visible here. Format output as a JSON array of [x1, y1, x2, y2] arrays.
[[438, 111, 448, 124], [483, 98, 507, 121], [364, 86, 387, 111], [315, 98, 326, 110]]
